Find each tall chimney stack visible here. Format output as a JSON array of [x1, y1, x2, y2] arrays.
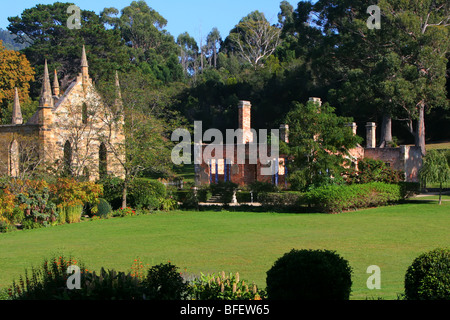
[[238, 100, 253, 144], [280, 124, 289, 143]]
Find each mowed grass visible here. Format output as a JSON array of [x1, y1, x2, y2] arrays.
[[0, 201, 449, 300]]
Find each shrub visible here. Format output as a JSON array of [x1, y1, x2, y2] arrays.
[[249, 181, 277, 201], [404, 248, 450, 300], [113, 207, 136, 218], [180, 188, 199, 210], [128, 178, 169, 210], [210, 181, 238, 204], [0, 220, 16, 233], [190, 271, 265, 300], [96, 198, 112, 218], [259, 191, 303, 208], [8, 255, 143, 300], [236, 191, 252, 204], [143, 262, 190, 300], [8, 255, 87, 300], [197, 186, 213, 202], [345, 158, 405, 184], [62, 205, 84, 224], [399, 182, 420, 199], [266, 249, 353, 300], [304, 182, 402, 213], [97, 176, 124, 210]]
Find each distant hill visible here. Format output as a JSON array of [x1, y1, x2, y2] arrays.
[[0, 28, 29, 51]]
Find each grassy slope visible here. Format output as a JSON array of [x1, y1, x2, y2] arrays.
[[1, 201, 449, 300]]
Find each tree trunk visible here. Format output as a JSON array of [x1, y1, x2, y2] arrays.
[[379, 113, 393, 148], [122, 177, 128, 209], [415, 102, 426, 156], [439, 182, 442, 205]]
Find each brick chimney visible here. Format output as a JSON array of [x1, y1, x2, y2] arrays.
[[238, 100, 253, 144], [280, 124, 289, 143], [309, 97, 322, 107], [366, 122, 377, 148], [346, 122, 357, 136]]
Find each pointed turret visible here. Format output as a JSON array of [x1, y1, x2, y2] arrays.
[[53, 69, 60, 98], [39, 60, 54, 109], [81, 45, 89, 90], [12, 87, 23, 125]]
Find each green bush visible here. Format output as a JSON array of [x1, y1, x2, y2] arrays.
[[259, 191, 303, 208], [96, 198, 112, 218], [345, 158, 405, 184], [399, 182, 421, 199], [128, 179, 168, 210], [249, 181, 277, 201], [266, 249, 353, 300], [190, 271, 265, 300], [97, 176, 124, 210], [0, 221, 16, 233], [8, 255, 144, 300], [180, 188, 199, 210], [197, 186, 213, 202], [210, 181, 238, 204], [63, 205, 84, 224], [143, 262, 190, 300], [236, 191, 252, 204], [404, 248, 450, 300], [304, 182, 402, 213]]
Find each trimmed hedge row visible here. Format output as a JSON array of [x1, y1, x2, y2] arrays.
[[260, 182, 407, 213], [305, 182, 402, 213]]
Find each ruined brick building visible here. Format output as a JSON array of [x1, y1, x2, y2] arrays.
[[195, 97, 422, 186], [0, 46, 125, 180]]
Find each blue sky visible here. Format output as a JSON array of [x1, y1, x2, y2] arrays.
[[0, 0, 299, 42]]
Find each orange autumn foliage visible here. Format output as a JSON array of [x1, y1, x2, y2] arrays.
[[0, 40, 35, 105]]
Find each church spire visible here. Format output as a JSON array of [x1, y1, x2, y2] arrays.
[[12, 87, 23, 125], [53, 69, 60, 97], [39, 59, 54, 109], [81, 45, 90, 90]]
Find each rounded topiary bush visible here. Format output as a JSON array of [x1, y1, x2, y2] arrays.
[[266, 249, 353, 300], [96, 198, 112, 218], [404, 248, 450, 300]]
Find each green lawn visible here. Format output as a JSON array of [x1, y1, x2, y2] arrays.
[[0, 201, 449, 300]]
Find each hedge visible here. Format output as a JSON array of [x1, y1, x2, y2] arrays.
[[304, 182, 402, 213]]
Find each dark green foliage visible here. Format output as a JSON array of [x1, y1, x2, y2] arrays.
[[190, 272, 265, 300], [97, 176, 124, 210], [96, 198, 112, 218], [210, 181, 238, 205], [197, 186, 213, 203], [345, 158, 405, 185], [404, 248, 450, 300], [128, 178, 167, 210], [143, 263, 190, 300], [266, 249, 352, 300], [236, 191, 252, 203], [248, 181, 277, 201], [304, 182, 402, 213], [179, 188, 199, 210], [9, 255, 144, 300], [259, 192, 303, 208], [284, 100, 362, 191]]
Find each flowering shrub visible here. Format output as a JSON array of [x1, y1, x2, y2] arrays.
[[190, 271, 265, 300], [0, 178, 103, 229], [113, 207, 136, 217], [51, 178, 103, 212], [8, 255, 87, 300]]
